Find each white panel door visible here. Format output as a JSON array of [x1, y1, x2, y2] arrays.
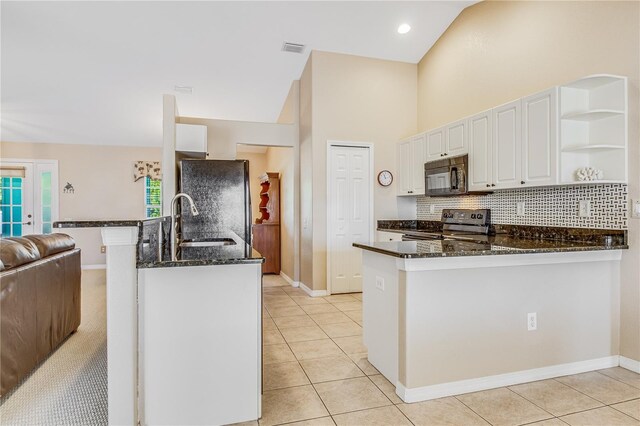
[[522, 88, 558, 187], [468, 111, 493, 191], [329, 145, 371, 294], [411, 134, 427, 195], [396, 139, 412, 195], [425, 127, 445, 163], [446, 119, 468, 157], [493, 100, 522, 189]]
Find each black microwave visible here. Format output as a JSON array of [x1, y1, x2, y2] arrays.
[[424, 154, 488, 197]]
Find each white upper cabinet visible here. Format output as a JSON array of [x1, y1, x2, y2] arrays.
[[425, 121, 468, 163], [522, 88, 558, 186], [445, 119, 468, 158], [176, 123, 207, 153], [425, 127, 446, 163], [397, 134, 427, 196], [559, 75, 627, 184], [468, 110, 493, 191], [397, 74, 626, 197], [493, 100, 522, 189]]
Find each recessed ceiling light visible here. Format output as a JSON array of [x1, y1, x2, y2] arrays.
[[397, 23, 411, 34]]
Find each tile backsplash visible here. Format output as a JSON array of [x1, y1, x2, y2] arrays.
[[417, 184, 627, 229]]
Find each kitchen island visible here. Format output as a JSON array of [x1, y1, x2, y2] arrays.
[[54, 218, 264, 426], [354, 228, 627, 404]]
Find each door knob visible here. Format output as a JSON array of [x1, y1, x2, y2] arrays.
[[22, 221, 32, 225], [27, 214, 32, 218]]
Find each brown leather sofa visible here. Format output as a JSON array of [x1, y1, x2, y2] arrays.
[[0, 233, 81, 396]]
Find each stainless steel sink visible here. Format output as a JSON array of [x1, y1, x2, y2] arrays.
[[179, 238, 236, 248]]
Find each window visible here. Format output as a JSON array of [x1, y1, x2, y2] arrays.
[[0, 177, 24, 237], [145, 177, 162, 218]]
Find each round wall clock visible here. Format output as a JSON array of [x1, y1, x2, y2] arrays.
[[377, 170, 393, 187]]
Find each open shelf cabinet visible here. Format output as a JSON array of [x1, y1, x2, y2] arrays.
[[559, 74, 627, 184]]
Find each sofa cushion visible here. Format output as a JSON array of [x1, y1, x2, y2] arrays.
[[23, 234, 75, 258], [0, 239, 41, 270]]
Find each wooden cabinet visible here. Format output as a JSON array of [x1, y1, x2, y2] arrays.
[[425, 121, 468, 163], [397, 134, 426, 196], [252, 172, 280, 274]]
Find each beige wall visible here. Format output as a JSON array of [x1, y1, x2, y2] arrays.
[[299, 56, 314, 288], [416, 1, 640, 361], [303, 50, 418, 291], [235, 150, 268, 223], [265, 147, 295, 279], [0, 141, 162, 265]]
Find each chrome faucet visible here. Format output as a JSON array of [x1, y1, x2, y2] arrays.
[[170, 193, 199, 261]]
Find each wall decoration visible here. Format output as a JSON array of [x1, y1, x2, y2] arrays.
[[134, 161, 161, 181], [417, 183, 627, 229], [63, 182, 75, 194]]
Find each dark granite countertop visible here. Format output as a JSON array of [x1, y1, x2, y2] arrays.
[[365, 219, 628, 258], [54, 218, 264, 268], [137, 229, 264, 269], [54, 220, 144, 228]]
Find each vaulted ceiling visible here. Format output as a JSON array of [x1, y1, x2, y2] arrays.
[[1, 1, 474, 147]]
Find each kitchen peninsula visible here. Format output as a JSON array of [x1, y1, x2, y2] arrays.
[[54, 218, 264, 426], [354, 217, 627, 404]]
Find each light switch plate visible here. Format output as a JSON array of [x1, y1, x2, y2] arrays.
[[632, 199, 640, 219], [375, 276, 385, 291], [578, 200, 591, 217]]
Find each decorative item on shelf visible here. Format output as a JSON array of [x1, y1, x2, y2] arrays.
[[575, 167, 603, 181], [134, 161, 162, 181], [63, 182, 75, 194]]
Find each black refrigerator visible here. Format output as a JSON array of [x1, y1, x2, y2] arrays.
[[179, 159, 252, 244]]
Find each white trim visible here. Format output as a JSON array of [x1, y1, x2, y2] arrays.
[[82, 264, 107, 270], [396, 249, 623, 272], [279, 271, 299, 288], [101, 227, 139, 246], [619, 356, 640, 373], [326, 140, 375, 296], [299, 281, 327, 297], [396, 356, 619, 403]]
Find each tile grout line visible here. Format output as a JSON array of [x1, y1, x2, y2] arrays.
[[452, 394, 497, 426]]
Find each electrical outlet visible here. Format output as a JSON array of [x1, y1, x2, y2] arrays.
[[375, 276, 385, 291], [303, 217, 309, 229], [578, 200, 591, 217], [429, 205, 435, 214], [527, 312, 537, 331], [516, 202, 526, 216], [632, 199, 640, 219], [100, 245, 106, 254]]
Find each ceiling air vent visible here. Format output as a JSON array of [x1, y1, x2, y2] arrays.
[[282, 42, 305, 54]]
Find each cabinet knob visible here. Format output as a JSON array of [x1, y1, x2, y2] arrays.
[[440, 154, 443, 157], [408, 191, 413, 194], [444, 153, 448, 156], [486, 184, 491, 188], [491, 184, 496, 187], [521, 181, 525, 185]]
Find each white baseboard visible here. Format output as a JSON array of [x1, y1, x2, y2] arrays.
[[299, 281, 327, 297], [397, 356, 619, 403], [620, 356, 640, 373], [82, 264, 106, 270], [279, 272, 299, 288]]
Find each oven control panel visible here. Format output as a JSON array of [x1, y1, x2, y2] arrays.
[[441, 209, 490, 226]]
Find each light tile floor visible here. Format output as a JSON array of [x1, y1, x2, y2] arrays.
[[250, 274, 640, 426]]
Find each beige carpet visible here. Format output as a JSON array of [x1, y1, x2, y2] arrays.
[[0, 269, 108, 426]]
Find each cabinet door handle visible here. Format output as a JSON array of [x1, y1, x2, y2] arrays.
[[486, 184, 491, 188], [491, 184, 496, 187], [444, 153, 448, 156], [408, 191, 413, 194], [521, 181, 525, 185]]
